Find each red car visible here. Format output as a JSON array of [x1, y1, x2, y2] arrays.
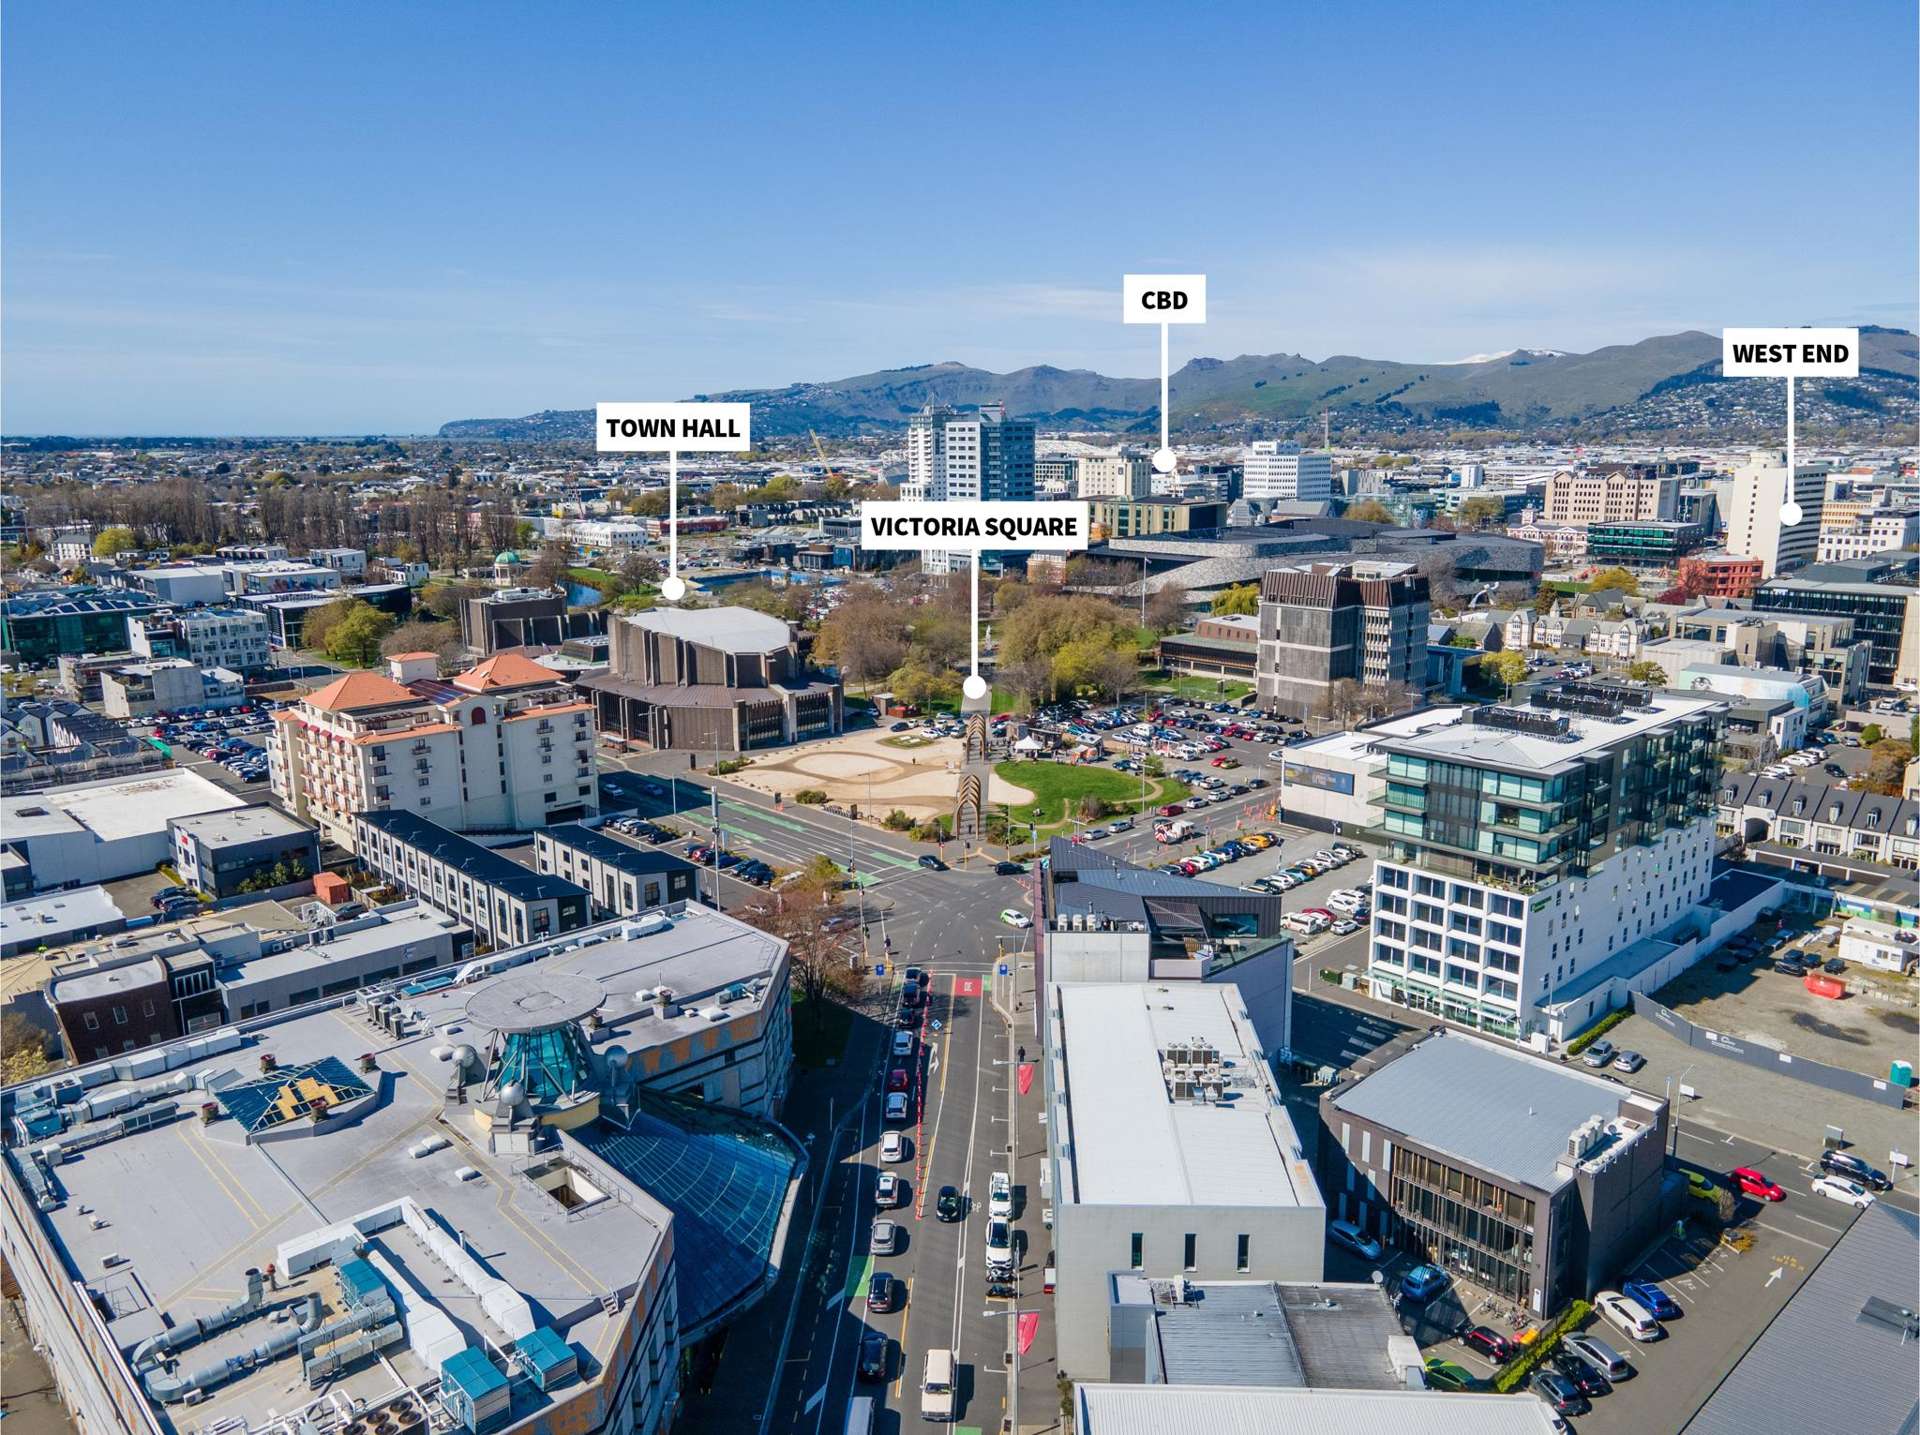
[[887, 1067, 910, 1092], [1299, 907, 1335, 922], [1731, 1166, 1786, 1201], [1460, 1326, 1519, 1363], [1157, 803, 1185, 817]]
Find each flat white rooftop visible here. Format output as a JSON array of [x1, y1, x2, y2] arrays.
[[620, 605, 790, 653], [1076, 1384, 1561, 1435], [1055, 983, 1319, 1210], [2, 769, 246, 844], [0, 886, 125, 951], [1375, 691, 1724, 775]]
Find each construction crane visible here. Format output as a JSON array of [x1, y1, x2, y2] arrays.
[[810, 429, 842, 490]]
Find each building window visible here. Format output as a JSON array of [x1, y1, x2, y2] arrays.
[[83, 1011, 99, 1031], [1236, 1234, 1251, 1272], [112, 1005, 128, 1025], [1183, 1233, 1197, 1271], [1129, 1233, 1143, 1269], [471, 708, 486, 724]]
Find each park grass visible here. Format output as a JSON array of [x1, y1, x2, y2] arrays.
[[879, 734, 933, 750], [994, 761, 1190, 831]]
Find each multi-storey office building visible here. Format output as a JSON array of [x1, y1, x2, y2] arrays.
[[1256, 561, 1429, 718], [1817, 508, 1919, 564], [1755, 556, 1920, 686], [1365, 687, 1725, 1039], [1540, 464, 1680, 524], [1582, 518, 1708, 568], [0, 591, 161, 667], [353, 809, 591, 947], [1091, 498, 1227, 537], [457, 585, 606, 655], [901, 402, 1036, 572], [1242, 442, 1332, 502], [268, 652, 598, 851], [1724, 450, 1829, 576], [130, 607, 273, 672], [1321, 1030, 1669, 1319], [1074, 450, 1153, 499]]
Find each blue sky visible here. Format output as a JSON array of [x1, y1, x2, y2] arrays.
[[4, 2, 1914, 434]]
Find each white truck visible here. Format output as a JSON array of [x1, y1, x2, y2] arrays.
[[1154, 819, 1197, 844], [988, 1170, 1013, 1218]]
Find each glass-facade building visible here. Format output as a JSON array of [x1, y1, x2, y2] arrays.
[[1365, 689, 1724, 1037]]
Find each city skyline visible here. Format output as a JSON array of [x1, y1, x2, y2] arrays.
[[3, 2, 1916, 434]]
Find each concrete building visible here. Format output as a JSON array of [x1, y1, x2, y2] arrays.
[[902, 402, 1036, 573], [121, 564, 231, 606], [456, 585, 605, 655], [99, 659, 244, 719], [1541, 464, 1679, 524], [0, 886, 128, 958], [1044, 981, 1324, 1381], [170, 807, 322, 898], [1242, 443, 1332, 502], [1, 770, 246, 891], [244, 583, 415, 649], [1273, 707, 1481, 833], [352, 809, 591, 948], [1816, 508, 1919, 563], [1668, 607, 1872, 706], [1321, 1030, 1670, 1318], [1092, 498, 1228, 537], [1677, 662, 1827, 727], [307, 547, 368, 579], [1041, 838, 1294, 1058], [532, 824, 702, 915], [0, 908, 802, 1435], [1724, 449, 1829, 577], [1075, 1384, 1560, 1435], [0, 590, 161, 667], [582, 606, 843, 752], [1075, 451, 1153, 500], [1367, 687, 1725, 1040], [130, 607, 273, 672], [1755, 556, 1920, 686], [268, 652, 598, 850], [223, 559, 344, 596], [1256, 562, 1429, 718]]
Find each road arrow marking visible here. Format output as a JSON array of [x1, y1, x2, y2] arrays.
[[1765, 1266, 1784, 1288]]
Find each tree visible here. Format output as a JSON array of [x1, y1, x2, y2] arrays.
[[630, 491, 670, 518], [1, 1010, 51, 1086], [1585, 566, 1641, 597], [1446, 630, 1480, 649], [734, 870, 865, 1030], [888, 662, 959, 711], [1455, 495, 1508, 530], [418, 580, 482, 621], [1486, 649, 1530, 697], [1860, 723, 1885, 747], [323, 601, 396, 667], [706, 483, 748, 511], [1863, 739, 1915, 797], [1345, 499, 1394, 524], [615, 549, 662, 592], [1625, 659, 1667, 685], [1143, 583, 1191, 635], [299, 596, 359, 654], [92, 525, 137, 558], [1317, 678, 1371, 726], [815, 586, 913, 690], [1210, 583, 1260, 616], [380, 619, 465, 671], [999, 594, 1135, 669], [529, 539, 573, 592], [1672, 558, 1717, 600]]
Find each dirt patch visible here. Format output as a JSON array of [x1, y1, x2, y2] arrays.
[[1786, 1011, 1871, 1046], [725, 728, 1034, 823], [1878, 1009, 1919, 1034]]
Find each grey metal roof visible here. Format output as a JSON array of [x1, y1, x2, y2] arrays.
[[1684, 1201, 1919, 1435], [1076, 1384, 1561, 1435], [1329, 1031, 1653, 1191], [1125, 1278, 1406, 1391]]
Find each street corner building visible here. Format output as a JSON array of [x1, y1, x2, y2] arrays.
[[580, 606, 843, 753], [1, 905, 799, 1435]]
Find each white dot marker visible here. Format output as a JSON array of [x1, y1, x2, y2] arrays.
[[1778, 501, 1803, 528], [963, 675, 988, 701], [660, 576, 687, 603], [1153, 447, 1177, 474]]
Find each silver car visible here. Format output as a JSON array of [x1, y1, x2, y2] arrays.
[[870, 1219, 900, 1255]]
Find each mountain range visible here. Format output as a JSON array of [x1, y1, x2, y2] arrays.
[[439, 327, 1918, 443]]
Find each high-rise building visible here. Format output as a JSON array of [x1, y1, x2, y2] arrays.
[[1255, 561, 1428, 717], [1242, 442, 1332, 502], [1724, 449, 1829, 577], [268, 651, 599, 851], [1366, 686, 1725, 1040], [902, 402, 1035, 572], [1074, 450, 1153, 500], [1541, 464, 1680, 524]]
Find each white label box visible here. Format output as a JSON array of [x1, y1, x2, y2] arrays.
[[596, 401, 753, 452], [1721, 327, 1859, 378], [1123, 274, 1207, 324], [859, 500, 1091, 552]]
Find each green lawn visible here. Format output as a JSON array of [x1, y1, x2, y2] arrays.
[[995, 761, 1189, 830], [1142, 673, 1254, 702]]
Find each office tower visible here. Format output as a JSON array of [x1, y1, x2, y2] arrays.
[[1256, 561, 1429, 717], [1074, 450, 1153, 499], [1541, 464, 1680, 523], [904, 402, 1035, 572], [1242, 442, 1332, 502], [1724, 449, 1828, 577]]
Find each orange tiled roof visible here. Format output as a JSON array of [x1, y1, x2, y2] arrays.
[[388, 651, 438, 661], [301, 671, 419, 713], [500, 702, 593, 723], [452, 652, 559, 692], [353, 722, 460, 745]]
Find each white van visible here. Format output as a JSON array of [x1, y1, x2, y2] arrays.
[[1595, 1289, 1662, 1341], [1284, 911, 1330, 936], [921, 1348, 956, 1422]]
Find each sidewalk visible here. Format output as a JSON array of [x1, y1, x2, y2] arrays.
[[994, 940, 1062, 1435]]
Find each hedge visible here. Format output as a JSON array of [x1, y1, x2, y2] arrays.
[[1565, 1008, 1630, 1056], [1492, 1299, 1592, 1393]]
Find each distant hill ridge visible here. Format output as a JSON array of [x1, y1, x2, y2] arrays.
[[440, 326, 1918, 441]]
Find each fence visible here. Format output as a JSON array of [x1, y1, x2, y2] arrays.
[[1635, 993, 1908, 1108]]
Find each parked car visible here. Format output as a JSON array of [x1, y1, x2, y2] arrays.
[[1422, 1357, 1473, 1392], [1810, 1175, 1876, 1208], [1551, 1351, 1610, 1399], [1460, 1326, 1518, 1362], [1330, 917, 1360, 936], [1581, 1039, 1618, 1069], [1562, 1334, 1633, 1382], [985, 1217, 1014, 1272], [1327, 1219, 1382, 1261], [1623, 1280, 1680, 1320], [887, 1067, 910, 1092], [891, 1029, 915, 1058], [1531, 1370, 1588, 1417], [1595, 1290, 1662, 1341], [1611, 1050, 1646, 1074], [1731, 1166, 1786, 1202], [1819, 1149, 1892, 1189], [1400, 1264, 1448, 1302]]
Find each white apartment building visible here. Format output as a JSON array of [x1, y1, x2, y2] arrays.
[[130, 606, 273, 672], [268, 651, 599, 851], [1074, 450, 1153, 500], [307, 547, 368, 579], [902, 401, 1035, 573], [1242, 442, 1332, 502], [223, 559, 343, 596], [48, 527, 95, 565], [1366, 691, 1726, 1041], [569, 517, 651, 552], [1817, 509, 1919, 564], [1724, 450, 1829, 577]]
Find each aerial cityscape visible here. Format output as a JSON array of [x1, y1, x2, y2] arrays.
[[2, 7, 1917, 1435]]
